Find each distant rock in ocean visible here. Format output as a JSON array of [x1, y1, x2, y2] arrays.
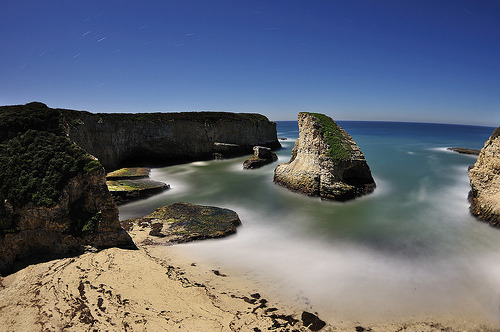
[[468, 127, 500, 226], [447, 147, 480, 155], [273, 112, 375, 201]]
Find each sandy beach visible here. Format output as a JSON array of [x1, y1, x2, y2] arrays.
[[1, 226, 498, 332]]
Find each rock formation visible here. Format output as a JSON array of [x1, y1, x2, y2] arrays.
[[0, 102, 278, 272], [274, 112, 375, 201], [468, 127, 500, 226], [243, 146, 278, 169], [447, 147, 480, 156], [0, 119, 134, 274], [106, 168, 169, 204], [122, 202, 241, 244], [64, 109, 281, 170]]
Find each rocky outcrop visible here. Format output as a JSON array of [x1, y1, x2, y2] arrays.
[[243, 146, 278, 169], [468, 127, 500, 226], [0, 102, 279, 273], [0, 103, 135, 274], [274, 112, 375, 201], [447, 147, 480, 155], [64, 111, 281, 170], [0, 151, 134, 275], [122, 202, 241, 244], [106, 168, 170, 205]]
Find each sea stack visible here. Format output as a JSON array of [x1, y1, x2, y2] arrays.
[[468, 127, 500, 226], [274, 112, 375, 201]]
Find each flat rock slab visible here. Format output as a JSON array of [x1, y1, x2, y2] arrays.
[[107, 179, 169, 204], [106, 167, 150, 180], [122, 202, 241, 244], [447, 147, 480, 155]]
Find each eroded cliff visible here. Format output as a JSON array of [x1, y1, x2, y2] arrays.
[[0, 124, 133, 274], [65, 110, 280, 170], [468, 127, 500, 226], [0, 102, 280, 273], [274, 112, 375, 201]]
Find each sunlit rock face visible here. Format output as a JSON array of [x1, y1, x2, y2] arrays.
[[274, 112, 375, 201], [469, 127, 500, 226]]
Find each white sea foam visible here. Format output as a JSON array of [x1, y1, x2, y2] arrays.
[[119, 124, 500, 325]]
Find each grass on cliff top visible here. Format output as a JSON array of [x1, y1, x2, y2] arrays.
[[307, 112, 352, 161], [87, 112, 271, 124], [0, 130, 100, 208]]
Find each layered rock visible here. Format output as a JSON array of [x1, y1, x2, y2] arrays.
[[122, 202, 241, 244], [274, 112, 375, 201], [468, 127, 500, 226], [106, 168, 170, 205], [243, 146, 278, 169], [64, 110, 280, 170]]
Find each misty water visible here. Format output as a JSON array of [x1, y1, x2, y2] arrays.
[[119, 121, 500, 323]]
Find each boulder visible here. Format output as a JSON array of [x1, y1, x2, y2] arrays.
[[273, 112, 375, 201], [122, 202, 241, 244], [468, 127, 500, 226], [243, 146, 278, 169]]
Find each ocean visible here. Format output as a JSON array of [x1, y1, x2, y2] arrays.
[[118, 121, 499, 323]]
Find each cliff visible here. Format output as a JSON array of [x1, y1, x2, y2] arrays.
[[64, 110, 280, 170], [274, 112, 375, 201], [468, 127, 500, 226], [0, 102, 280, 273], [0, 125, 133, 274]]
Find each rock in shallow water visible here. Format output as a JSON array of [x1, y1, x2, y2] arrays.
[[243, 146, 278, 169], [273, 112, 375, 201], [468, 127, 500, 226], [122, 202, 241, 244]]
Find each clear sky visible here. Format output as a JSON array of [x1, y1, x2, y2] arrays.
[[1, 0, 498, 125]]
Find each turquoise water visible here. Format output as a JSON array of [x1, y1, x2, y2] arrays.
[[119, 121, 500, 323]]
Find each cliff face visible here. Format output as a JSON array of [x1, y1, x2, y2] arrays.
[[468, 127, 500, 226], [0, 103, 134, 274], [274, 112, 375, 201], [65, 111, 281, 170], [0, 168, 133, 274], [0, 102, 280, 273]]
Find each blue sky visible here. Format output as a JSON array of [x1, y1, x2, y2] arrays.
[[1, 1, 498, 125]]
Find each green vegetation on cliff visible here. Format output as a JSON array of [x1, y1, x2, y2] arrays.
[[64, 111, 271, 128], [308, 113, 352, 161], [0, 102, 64, 142], [0, 130, 100, 208]]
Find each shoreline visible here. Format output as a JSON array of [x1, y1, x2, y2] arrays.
[[1, 238, 498, 331]]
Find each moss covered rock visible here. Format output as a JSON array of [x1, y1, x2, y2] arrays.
[[0, 103, 134, 275], [122, 202, 241, 244]]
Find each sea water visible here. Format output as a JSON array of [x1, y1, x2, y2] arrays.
[[118, 121, 500, 323]]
